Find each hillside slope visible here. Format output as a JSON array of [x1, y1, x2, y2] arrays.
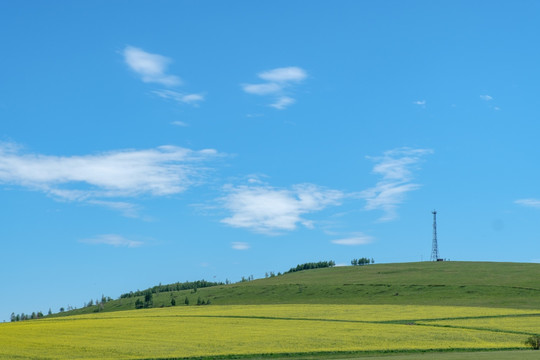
[[52, 261, 540, 317]]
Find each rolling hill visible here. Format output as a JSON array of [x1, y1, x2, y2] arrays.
[[51, 261, 540, 318]]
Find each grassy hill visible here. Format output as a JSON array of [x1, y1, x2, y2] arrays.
[[51, 261, 540, 318]]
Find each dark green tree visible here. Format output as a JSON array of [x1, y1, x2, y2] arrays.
[[184, 296, 190, 305], [525, 335, 540, 350], [135, 298, 144, 309], [144, 291, 153, 308], [171, 298, 176, 306]]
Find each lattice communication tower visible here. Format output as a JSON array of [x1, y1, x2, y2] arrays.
[[431, 210, 440, 261]]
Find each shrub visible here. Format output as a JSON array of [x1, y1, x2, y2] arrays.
[[525, 335, 540, 350]]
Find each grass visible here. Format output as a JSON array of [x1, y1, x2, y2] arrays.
[[50, 262, 540, 318]]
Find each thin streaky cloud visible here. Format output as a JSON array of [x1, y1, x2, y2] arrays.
[[515, 198, 540, 208], [270, 96, 295, 110], [153, 90, 204, 105], [361, 148, 432, 221], [480, 94, 493, 101], [258, 67, 307, 83], [88, 200, 141, 218], [79, 234, 143, 248], [242, 66, 307, 110], [331, 233, 374, 246], [123, 46, 181, 86], [413, 100, 426, 105], [242, 83, 282, 95], [231, 242, 250, 250], [220, 183, 343, 234]]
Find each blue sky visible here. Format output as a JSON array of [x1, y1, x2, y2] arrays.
[[1, 1, 540, 320]]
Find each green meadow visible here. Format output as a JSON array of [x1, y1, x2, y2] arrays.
[[3, 261, 540, 359]]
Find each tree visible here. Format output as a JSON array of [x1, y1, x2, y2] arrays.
[[144, 291, 153, 308], [48, 308, 52, 316], [525, 335, 540, 350], [134, 298, 144, 309], [10, 313, 16, 322], [171, 298, 176, 306], [184, 296, 190, 305], [59, 307, 64, 312]]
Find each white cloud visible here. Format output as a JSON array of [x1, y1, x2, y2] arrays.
[[361, 148, 432, 221], [480, 95, 493, 101], [123, 46, 181, 86], [515, 198, 540, 208], [242, 83, 282, 95], [332, 233, 374, 246], [258, 67, 307, 83], [171, 121, 188, 127], [220, 183, 343, 234], [153, 90, 204, 106], [79, 234, 143, 248], [413, 100, 426, 106], [231, 242, 250, 250], [270, 96, 295, 110], [0, 143, 218, 205], [88, 200, 141, 218], [242, 66, 307, 110]]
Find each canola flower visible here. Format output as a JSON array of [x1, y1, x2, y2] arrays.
[[420, 315, 540, 335], [0, 304, 535, 360]]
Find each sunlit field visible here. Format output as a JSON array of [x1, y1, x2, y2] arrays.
[[1, 304, 538, 360]]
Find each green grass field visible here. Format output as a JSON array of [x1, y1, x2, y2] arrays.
[[3, 261, 540, 359], [50, 261, 540, 318]]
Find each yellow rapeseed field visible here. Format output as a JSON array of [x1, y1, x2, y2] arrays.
[[0, 305, 536, 360], [420, 315, 540, 335]]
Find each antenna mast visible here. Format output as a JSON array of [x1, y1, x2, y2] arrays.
[[431, 210, 439, 261]]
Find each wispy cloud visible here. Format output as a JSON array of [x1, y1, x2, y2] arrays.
[[87, 200, 141, 218], [79, 234, 143, 248], [331, 233, 374, 246], [480, 94, 493, 101], [123, 46, 181, 86], [123, 46, 203, 107], [242, 66, 307, 110], [360, 148, 432, 221], [171, 121, 188, 127], [413, 100, 426, 106], [231, 242, 250, 250], [515, 198, 540, 208], [0, 143, 219, 213], [153, 90, 204, 106], [258, 67, 307, 83], [220, 183, 343, 234], [270, 96, 295, 110], [242, 83, 282, 96]]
